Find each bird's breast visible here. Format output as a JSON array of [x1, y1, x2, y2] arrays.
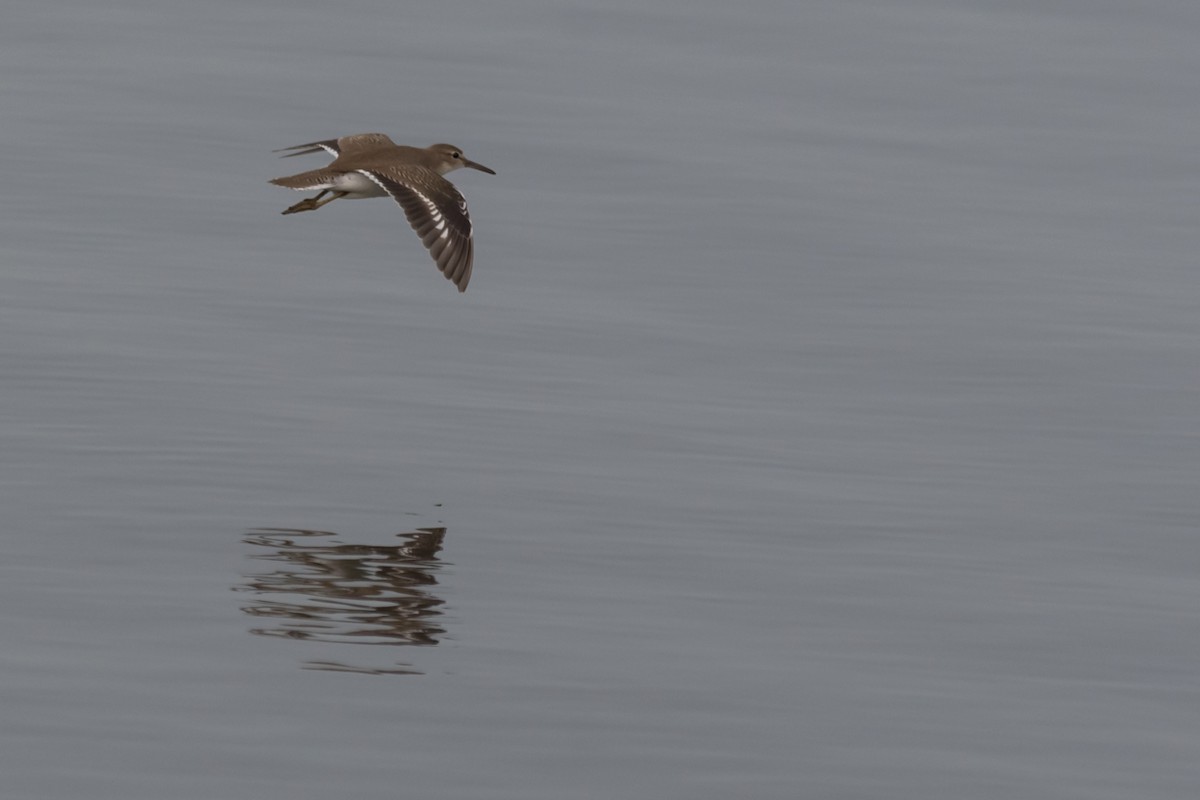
[[331, 171, 389, 199]]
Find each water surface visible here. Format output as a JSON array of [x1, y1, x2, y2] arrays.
[[3, 1, 1199, 798]]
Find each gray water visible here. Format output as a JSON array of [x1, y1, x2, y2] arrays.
[[3, 1, 1199, 797]]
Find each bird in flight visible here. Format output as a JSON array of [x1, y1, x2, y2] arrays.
[[271, 133, 495, 292]]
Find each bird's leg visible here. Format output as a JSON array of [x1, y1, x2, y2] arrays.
[[281, 190, 348, 215]]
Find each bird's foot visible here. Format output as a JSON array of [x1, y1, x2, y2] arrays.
[[282, 197, 321, 215]]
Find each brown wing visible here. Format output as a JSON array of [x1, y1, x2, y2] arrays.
[[273, 133, 396, 160], [356, 167, 475, 293]]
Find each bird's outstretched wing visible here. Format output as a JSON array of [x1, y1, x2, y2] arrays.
[[273, 133, 397, 160], [357, 166, 475, 293]]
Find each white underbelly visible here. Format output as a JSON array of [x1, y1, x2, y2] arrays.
[[331, 172, 388, 199]]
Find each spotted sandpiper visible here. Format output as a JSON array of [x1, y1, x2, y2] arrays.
[[270, 133, 495, 293]]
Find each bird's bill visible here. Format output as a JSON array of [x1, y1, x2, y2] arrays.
[[463, 158, 496, 175]]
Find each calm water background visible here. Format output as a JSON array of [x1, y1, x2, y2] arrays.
[[3, 1, 1199, 797]]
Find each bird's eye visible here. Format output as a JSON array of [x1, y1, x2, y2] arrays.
[[453, 152, 461, 158]]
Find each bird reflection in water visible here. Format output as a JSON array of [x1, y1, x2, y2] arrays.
[[238, 526, 447, 674]]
